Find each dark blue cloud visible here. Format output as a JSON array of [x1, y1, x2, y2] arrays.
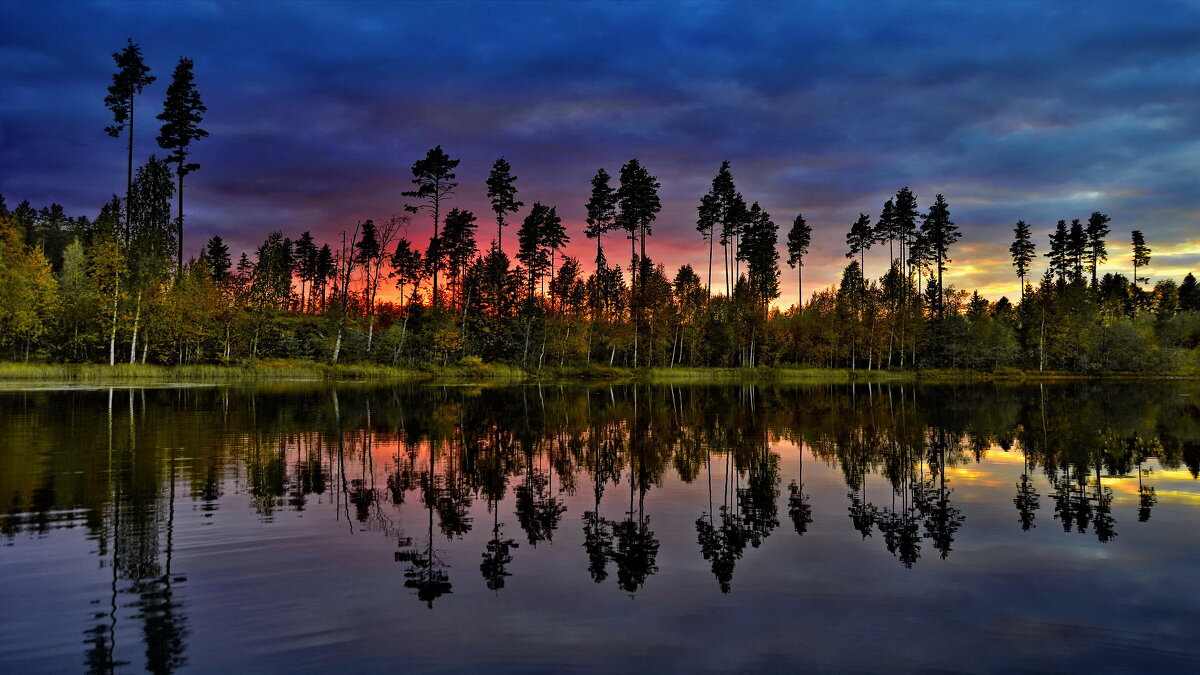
[[1, 0, 1198, 301]]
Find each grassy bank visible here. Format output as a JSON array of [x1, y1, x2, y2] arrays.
[[0, 360, 529, 384], [0, 361, 1194, 386], [639, 366, 916, 383]]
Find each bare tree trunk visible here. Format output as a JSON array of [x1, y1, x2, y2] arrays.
[[177, 172, 184, 276], [109, 283, 119, 366], [128, 291, 142, 364]]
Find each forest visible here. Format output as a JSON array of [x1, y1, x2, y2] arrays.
[[2, 39, 1199, 375]]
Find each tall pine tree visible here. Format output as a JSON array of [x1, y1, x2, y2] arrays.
[[104, 38, 155, 235], [156, 57, 208, 275], [486, 157, 522, 250], [786, 213, 811, 309], [402, 146, 459, 308]]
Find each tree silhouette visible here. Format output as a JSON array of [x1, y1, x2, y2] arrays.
[[616, 159, 661, 366], [402, 145, 459, 308], [785, 212, 811, 309], [919, 194, 958, 315], [1010, 219, 1035, 299], [1085, 211, 1111, 286], [480, 506, 518, 591], [486, 157, 523, 250], [155, 57, 207, 276], [698, 162, 737, 296], [1046, 220, 1069, 284], [845, 213, 873, 282], [584, 168, 617, 313], [1131, 230, 1151, 287], [104, 38, 155, 234]]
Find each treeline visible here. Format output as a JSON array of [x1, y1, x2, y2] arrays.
[[2, 40, 1199, 372]]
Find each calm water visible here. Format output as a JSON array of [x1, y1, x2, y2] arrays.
[[2, 382, 1199, 673]]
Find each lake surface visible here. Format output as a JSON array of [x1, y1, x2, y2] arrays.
[[2, 381, 1199, 673]]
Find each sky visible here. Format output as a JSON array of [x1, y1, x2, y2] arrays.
[[2, 0, 1199, 304]]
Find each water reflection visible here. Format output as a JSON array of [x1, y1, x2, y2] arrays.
[[2, 382, 1200, 670]]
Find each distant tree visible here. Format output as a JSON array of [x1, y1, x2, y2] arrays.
[[517, 203, 552, 297], [156, 57, 208, 275], [845, 213, 873, 282], [330, 224, 360, 363], [1131, 230, 1151, 287], [1009, 220, 1035, 299], [252, 231, 294, 309], [616, 159, 661, 367], [315, 244, 335, 311], [616, 158, 662, 294], [1068, 219, 1086, 282], [439, 208, 478, 308], [740, 202, 780, 315], [486, 157, 523, 250], [892, 187, 920, 278], [402, 145, 459, 308], [698, 161, 737, 295], [785, 212, 811, 309], [390, 238, 425, 306], [549, 255, 582, 312], [355, 219, 381, 271], [696, 191, 719, 296], [540, 205, 568, 305], [356, 218, 400, 351], [104, 38, 155, 231], [585, 168, 617, 312], [875, 198, 899, 265], [202, 235, 231, 282], [1085, 211, 1111, 286], [919, 194, 959, 315], [293, 230, 317, 309], [1179, 273, 1199, 312], [1046, 220, 1069, 284]]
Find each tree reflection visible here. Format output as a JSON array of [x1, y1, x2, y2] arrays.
[[5, 378, 1200, 667], [787, 445, 813, 536], [1014, 445, 1040, 531]]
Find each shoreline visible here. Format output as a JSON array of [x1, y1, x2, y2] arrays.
[[0, 361, 1195, 387]]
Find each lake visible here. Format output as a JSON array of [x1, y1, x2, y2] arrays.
[[2, 381, 1199, 672]]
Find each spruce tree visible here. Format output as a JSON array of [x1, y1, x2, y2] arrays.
[[203, 235, 232, 282], [1009, 220, 1035, 299], [517, 203, 551, 297], [294, 231, 317, 308], [1085, 211, 1111, 286], [919, 194, 959, 315], [740, 202, 780, 313], [1132, 230, 1151, 287], [439, 208, 478, 306], [1046, 220, 1069, 283]]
